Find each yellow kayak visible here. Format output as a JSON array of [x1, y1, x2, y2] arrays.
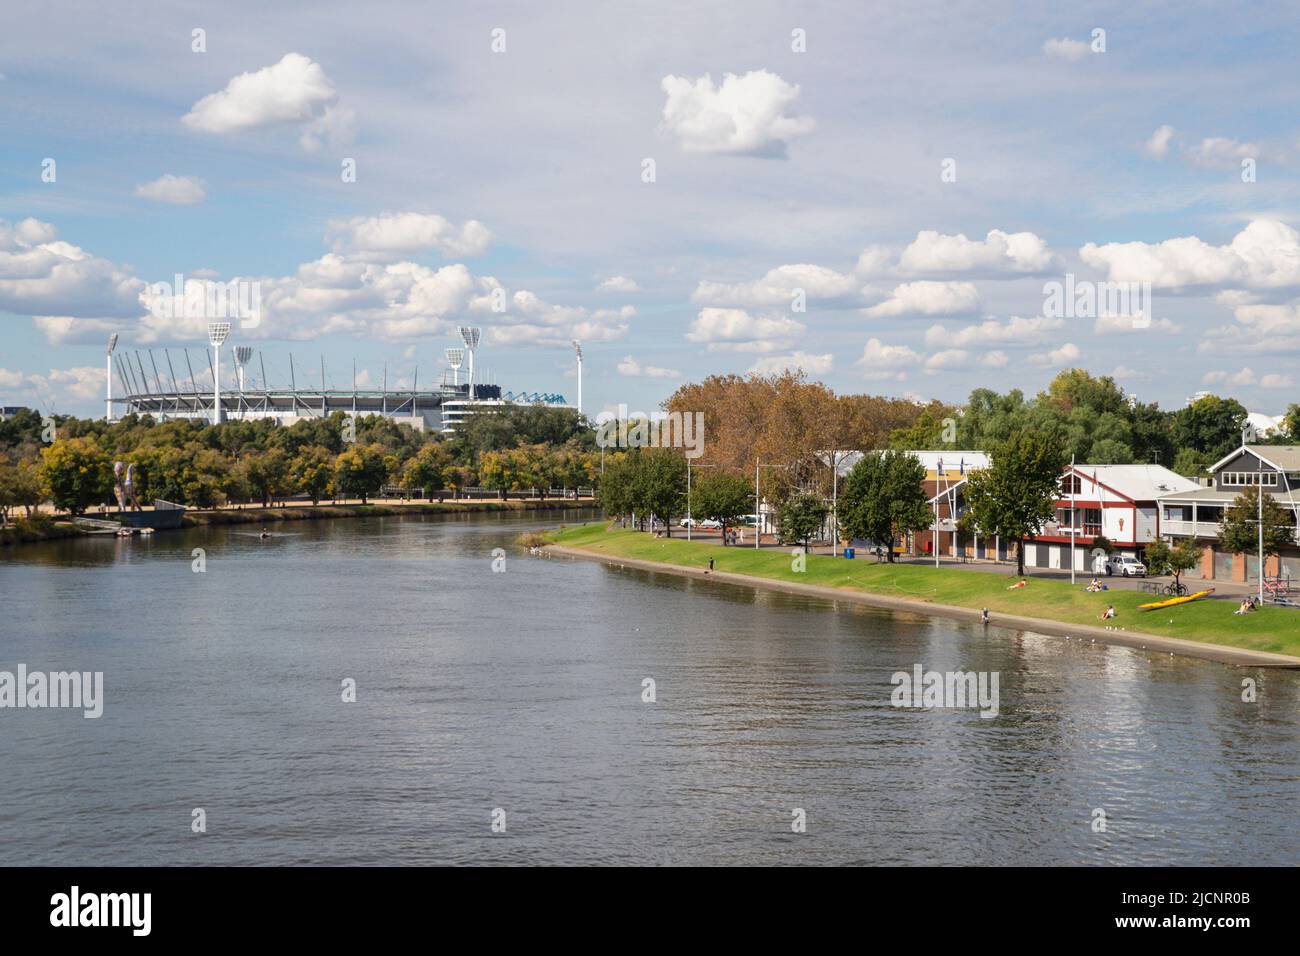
[[1137, 587, 1215, 611]]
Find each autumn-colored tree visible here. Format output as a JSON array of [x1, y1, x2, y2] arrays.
[[38, 437, 113, 515], [401, 442, 453, 494], [334, 443, 389, 504], [290, 445, 335, 504], [1218, 486, 1296, 563]]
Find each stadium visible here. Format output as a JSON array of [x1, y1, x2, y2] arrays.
[[107, 326, 578, 433]]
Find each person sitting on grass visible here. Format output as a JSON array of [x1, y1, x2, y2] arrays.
[[1099, 605, 1116, 620], [1234, 598, 1255, 615], [1085, 578, 1103, 592]]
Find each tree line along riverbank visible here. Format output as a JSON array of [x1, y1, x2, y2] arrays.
[[543, 522, 1300, 663], [1, 498, 596, 547]]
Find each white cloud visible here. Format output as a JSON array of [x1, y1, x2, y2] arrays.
[[327, 212, 492, 262], [1042, 37, 1091, 61], [1093, 313, 1180, 334], [0, 366, 103, 403], [855, 337, 920, 380], [748, 351, 833, 375], [182, 53, 352, 150], [927, 315, 1064, 348], [1186, 137, 1258, 169], [1261, 373, 1294, 389], [597, 275, 639, 293], [981, 351, 1009, 368], [685, 307, 804, 352], [659, 70, 814, 157], [1110, 365, 1147, 380], [865, 280, 979, 317], [1080, 220, 1300, 290], [0, 218, 143, 320], [1143, 125, 1176, 160], [924, 349, 969, 370], [692, 263, 861, 307], [617, 355, 679, 378], [898, 229, 1057, 274], [1028, 342, 1081, 366], [1203, 368, 1258, 387], [134, 174, 207, 205]]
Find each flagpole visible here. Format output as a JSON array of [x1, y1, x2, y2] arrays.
[[1070, 454, 1076, 585]]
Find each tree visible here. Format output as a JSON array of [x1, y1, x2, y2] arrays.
[[401, 442, 452, 495], [631, 449, 686, 534], [963, 430, 1069, 576], [1217, 486, 1295, 566], [692, 471, 752, 544], [598, 454, 636, 523], [38, 437, 112, 515], [334, 443, 389, 504], [290, 445, 335, 504], [232, 448, 290, 507], [1174, 394, 1248, 461], [839, 449, 930, 563], [778, 492, 829, 553]]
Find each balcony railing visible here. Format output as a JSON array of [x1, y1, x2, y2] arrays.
[[1163, 519, 1300, 544]]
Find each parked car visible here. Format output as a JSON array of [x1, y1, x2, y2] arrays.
[[681, 518, 723, 529], [1105, 554, 1147, 577]]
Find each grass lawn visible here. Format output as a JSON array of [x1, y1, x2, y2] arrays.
[[546, 522, 1300, 658]]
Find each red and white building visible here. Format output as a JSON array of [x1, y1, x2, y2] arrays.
[[1021, 464, 1201, 571]]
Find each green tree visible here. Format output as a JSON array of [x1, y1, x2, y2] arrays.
[[334, 443, 389, 504], [290, 445, 335, 504], [402, 442, 452, 494], [963, 430, 1069, 576], [232, 448, 290, 507], [38, 437, 112, 515], [1174, 394, 1248, 461], [692, 471, 752, 543], [839, 449, 930, 563], [1217, 486, 1295, 565], [631, 449, 686, 534], [778, 492, 829, 553]]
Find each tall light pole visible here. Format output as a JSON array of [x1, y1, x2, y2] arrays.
[[571, 340, 583, 416], [445, 348, 464, 387], [233, 346, 252, 419], [458, 326, 480, 396], [105, 333, 119, 422], [207, 322, 230, 426]]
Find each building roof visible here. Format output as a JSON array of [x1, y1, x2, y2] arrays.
[[1211, 444, 1300, 473], [830, 449, 989, 478], [1072, 464, 1200, 501]]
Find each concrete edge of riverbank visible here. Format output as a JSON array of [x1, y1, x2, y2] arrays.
[[546, 544, 1300, 669]]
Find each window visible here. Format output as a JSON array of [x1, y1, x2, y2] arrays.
[[1222, 471, 1278, 487], [1060, 474, 1082, 495]]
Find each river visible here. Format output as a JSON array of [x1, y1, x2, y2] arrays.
[[2, 510, 1297, 865]]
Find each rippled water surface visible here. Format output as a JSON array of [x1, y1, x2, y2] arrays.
[[2, 511, 1298, 865]]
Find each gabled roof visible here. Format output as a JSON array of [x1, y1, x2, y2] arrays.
[[1209, 444, 1300, 474], [1071, 464, 1200, 501]]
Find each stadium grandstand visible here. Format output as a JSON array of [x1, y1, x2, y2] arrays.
[[107, 326, 575, 433]]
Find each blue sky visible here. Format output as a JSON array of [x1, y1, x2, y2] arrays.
[[4, 0, 1300, 418]]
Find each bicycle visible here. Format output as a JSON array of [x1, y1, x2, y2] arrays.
[[1163, 581, 1188, 597]]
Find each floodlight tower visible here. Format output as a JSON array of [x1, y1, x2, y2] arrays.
[[106, 333, 119, 421], [233, 346, 253, 392], [571, 340, 583, 416], [207, 322, 231, 425], [445, 347, 464, 387], [458, 326, 481, 396]]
